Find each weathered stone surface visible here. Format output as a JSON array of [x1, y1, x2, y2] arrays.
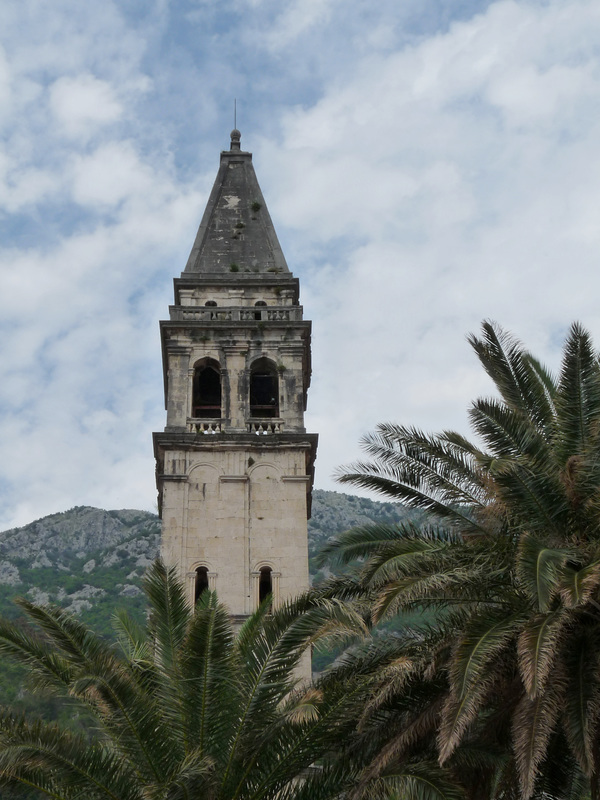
[[119, 584, 142, 597], [0, 561, 20, 585], [185, 130, 289, 276], [65, 585, 106, 614], [27, 587, 50, 604]]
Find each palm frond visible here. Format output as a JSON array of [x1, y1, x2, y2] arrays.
[[0, 614, 75, 692], [516, 610, 570, 699], [14, 598, 113, 670], [336, 423, 489, 532], [438, 613, 522, 762], [178, 590, 238, 755], [555, 322, 600, 464], [318, 522, 449, 569], [143, 560, 190, 673], [562, 627, 600, 777], [516, 534, 575, 612], [512, 668, 566, 800], [469, 399, 552, 464], [560, 559, 600, 608], [0, 712, 139, 800], [468, 321, 554, 430], [359, 763, 467, 800], [489, 462, 567, 537]]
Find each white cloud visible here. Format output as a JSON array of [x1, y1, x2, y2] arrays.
[[49, 74, 123, 139], [263, 0, 341, 50], [257, 0, 600, 487], [3, 0, 600, 529], [0, 46, 12, 121], [71, 141, 155, 207]]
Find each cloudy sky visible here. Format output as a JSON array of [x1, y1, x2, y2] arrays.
[[1, 0, 600, 528]]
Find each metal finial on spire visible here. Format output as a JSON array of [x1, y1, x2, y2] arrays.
[[230, 99, 241, 150], [229, 97, 242, 151], [230, 127, 241, 151]]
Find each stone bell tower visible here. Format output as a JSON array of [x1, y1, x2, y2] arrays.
[[153, 130, 317, 622]]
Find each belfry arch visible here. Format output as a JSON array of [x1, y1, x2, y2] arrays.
[[249, 357, 279, 418], [192, 358, 221, 418]]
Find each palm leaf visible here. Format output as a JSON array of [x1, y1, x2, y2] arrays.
[[469, 399, 552, 464], [554, 322, 600, 464], [468, 321, 554, 429], [516, 534, 574, 612], [0, 713, 140, 800], [143, 560, 190, 673], [517, 610, 570, 699], [438, 613, 522, 762], [562, 627, 600, 776], [360, 763, 467, 800], [512, 667, 566, 800], [560, 559, 600, 607], [318, 522, 448, 569], [179, 590, 238, 757], [337, 423, 489, 533]]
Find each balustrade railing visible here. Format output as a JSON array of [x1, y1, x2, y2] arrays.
[[171, 306, 301, 322], [247, 419, 283, 435], [186, 419, 284, 435], [187, 420, 222, 434]]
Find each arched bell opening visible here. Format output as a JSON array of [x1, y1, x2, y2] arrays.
[[195, 566, 209, 602], [192, 358, 222, 418], [258, 566, 273, 605], [249, 358, 278, 418], [204, 300, 217, 307], [254, 300, 267, 320]]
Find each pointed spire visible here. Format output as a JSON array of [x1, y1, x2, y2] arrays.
[[184, 131, 289, 275]]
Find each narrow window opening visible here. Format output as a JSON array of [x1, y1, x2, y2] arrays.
[[259, 566, 273, 606], [254, 300, 266, 321], [193, 360, 222, 418], [195, 567, 209, 602], [250, 360, 278, 418]]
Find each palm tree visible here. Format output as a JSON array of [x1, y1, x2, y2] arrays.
[[0, 559, 368, 800], [322, 321, 600, 800]]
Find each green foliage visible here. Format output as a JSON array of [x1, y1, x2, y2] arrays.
[[0, 560, 369, 800], [326, 321, 600, 800]]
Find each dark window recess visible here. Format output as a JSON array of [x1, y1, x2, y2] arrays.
[[195, 567, 209, 602], [254, 300, 266, 320], [205, 300, 217, 307], [259, 566, 273, 605], [250, 370, 278, 417], [193, 363, 221, 418]]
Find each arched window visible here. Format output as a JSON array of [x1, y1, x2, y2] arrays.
[[195, 566, 209, 602], [259, 566, 273, 605], [192, 359, 221, 418], [254, 300, 266, 321], [204, 300, 217, 307], [250, 358, 278, 418]]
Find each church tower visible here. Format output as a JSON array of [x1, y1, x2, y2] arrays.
[[153, 130, 318, 622]]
